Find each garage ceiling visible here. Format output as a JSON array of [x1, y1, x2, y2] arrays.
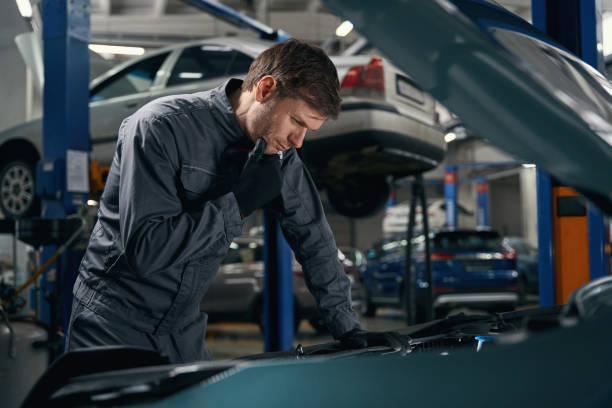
[[86, 0, 612, 49]]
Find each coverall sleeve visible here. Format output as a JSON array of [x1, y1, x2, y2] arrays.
[[272, 148, 360, 339], [117, 115, 243, 274]]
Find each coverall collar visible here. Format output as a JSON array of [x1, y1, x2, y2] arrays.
[[210, 78, 249, 145]]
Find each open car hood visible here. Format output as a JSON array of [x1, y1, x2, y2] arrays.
[[22, 293, 612, 406], [325, 0, 612, 212]]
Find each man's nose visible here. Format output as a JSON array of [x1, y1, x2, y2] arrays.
[[289, 128, 307, 148]]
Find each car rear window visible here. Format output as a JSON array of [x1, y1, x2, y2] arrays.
[[433, 231, 502, 251]]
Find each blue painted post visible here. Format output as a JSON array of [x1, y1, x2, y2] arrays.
[[475, 178, 489, 228], [41, 0, 90, 332], [536, 170, 555, 307], [385, 188, 397, 209], [444, 166, 457, 228], [531, 0, 556, 307], [263, 211, 294, 352]]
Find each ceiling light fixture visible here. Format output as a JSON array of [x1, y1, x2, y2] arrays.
[[444, 132, 457, 143], [335, 20, 354, 37], [15, 0, 33, 18], [89, 44, 146, 56]]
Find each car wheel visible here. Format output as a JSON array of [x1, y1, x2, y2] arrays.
[[360, 286, 376, 317], [0, 160, 38, 219], [326, 176, 390, 218]]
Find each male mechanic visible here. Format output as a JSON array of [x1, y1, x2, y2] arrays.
[[66, 39, 409, 363]]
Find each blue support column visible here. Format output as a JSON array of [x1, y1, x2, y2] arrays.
[[444, 166, 458, 228], [41, 0, 90, 331], [536, 170, 555, 307], [263, 211, 294, 352], [588, 204, 606, 280], [385, 188, 396, 209], [475, 178, 489, 228]]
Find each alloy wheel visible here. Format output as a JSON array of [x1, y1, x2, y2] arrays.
[[0, 161, 35, 218]]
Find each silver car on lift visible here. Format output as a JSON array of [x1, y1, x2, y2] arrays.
[[0, 36, 445, 219]]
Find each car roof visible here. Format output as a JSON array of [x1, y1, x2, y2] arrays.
[[90, 36, 273, 89]]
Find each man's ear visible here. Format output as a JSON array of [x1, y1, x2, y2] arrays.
[[255, 76, 277, 102]]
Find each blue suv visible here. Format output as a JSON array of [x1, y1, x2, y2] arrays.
[[362, 229, 521, 321]]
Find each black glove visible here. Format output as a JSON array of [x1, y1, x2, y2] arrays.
[[338, 328, 411, 351], [232, 138, 282, 218]]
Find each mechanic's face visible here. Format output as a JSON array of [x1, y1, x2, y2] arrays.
[[251, 76, 326, 154]]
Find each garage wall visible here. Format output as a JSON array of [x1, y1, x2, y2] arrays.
[[519, 166, 538, 247], [0, 3, 27, 132], [489, 174, 522, 237]]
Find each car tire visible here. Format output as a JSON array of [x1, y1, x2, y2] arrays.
[[360, 286, 376, 317], [0, 160, 39, 219], [326, 176, 390, 218]]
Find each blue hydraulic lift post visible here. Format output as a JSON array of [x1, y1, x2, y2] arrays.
[[263, 212, 294, 352], [535, 170, 555, 306], [41, 0, 90, 333], [475, 178, 489, 228], [444, 166, 458, 228]]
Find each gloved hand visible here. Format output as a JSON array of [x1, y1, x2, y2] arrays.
[[232, 138, 282, 218], [338, 328, 411, 351]]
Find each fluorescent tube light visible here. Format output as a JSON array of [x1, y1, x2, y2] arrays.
[[89, 44, 146, 56]]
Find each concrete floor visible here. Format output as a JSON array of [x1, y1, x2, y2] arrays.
[[205, 296, 540, 360]]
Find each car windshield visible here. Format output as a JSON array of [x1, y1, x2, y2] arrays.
[[434, 231, 502, 251], [90, 52, 169, 101]]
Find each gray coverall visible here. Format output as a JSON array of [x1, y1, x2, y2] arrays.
[[66, 79, 360, 363]]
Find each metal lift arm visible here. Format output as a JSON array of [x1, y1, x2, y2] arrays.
[[181, 0, 291, 41]]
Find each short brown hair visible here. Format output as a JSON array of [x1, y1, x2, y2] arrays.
[[242, 39, 341, 119]]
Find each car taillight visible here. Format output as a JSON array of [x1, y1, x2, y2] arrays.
[[502, 250, 517, 260], [434, 287, 454, 293], [431, 252, 454, 261], [341, 57, 385, 96]]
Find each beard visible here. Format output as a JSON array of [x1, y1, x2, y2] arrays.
[[250, 98, 281, 153]]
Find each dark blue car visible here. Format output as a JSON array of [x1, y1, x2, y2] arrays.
[[502, 236, 539, 294], [362, 229, 521, 320]]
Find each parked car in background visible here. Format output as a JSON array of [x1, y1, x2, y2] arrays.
[[338, 246, 367, 290], [382, 198, 474, 235], [362, 228, 521, 320], [200, 236, 361, 334], [503, 236, 539, 294], [0, 37, 444, 219]]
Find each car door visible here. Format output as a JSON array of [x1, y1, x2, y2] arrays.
[[89, 51, 170, 165], [151, 44, 255, 100], [202, 242, 262, 315], [372, 240, 406, 301]]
